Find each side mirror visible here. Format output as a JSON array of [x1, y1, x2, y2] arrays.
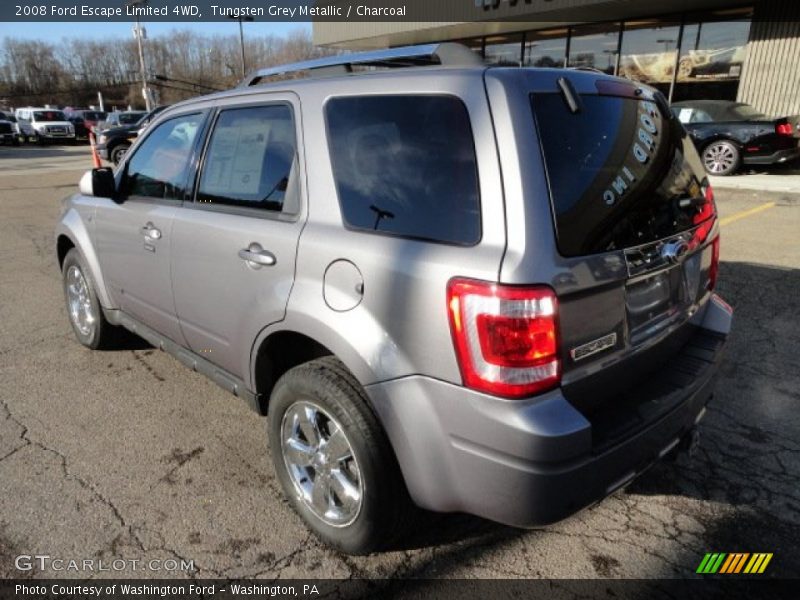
[[79, 168, 117, 199]]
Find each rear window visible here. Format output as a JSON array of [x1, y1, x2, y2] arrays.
[[325, 95, 481, 246], [532, 92, 705, 257]]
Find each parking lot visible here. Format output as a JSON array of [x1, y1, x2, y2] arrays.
[[0, 145, 798, 581]]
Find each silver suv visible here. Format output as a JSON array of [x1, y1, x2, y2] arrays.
[[56, 44, 732, 555]]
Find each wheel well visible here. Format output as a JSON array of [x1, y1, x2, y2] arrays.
[[57, 235, 75, 269], [254, 331, 333, 414]]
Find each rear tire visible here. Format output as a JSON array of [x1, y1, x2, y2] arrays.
[[62, 248, 119, 350], [268, 356, 414, 555], [702, 140, 741, 176], [110, 144, 129, 165]]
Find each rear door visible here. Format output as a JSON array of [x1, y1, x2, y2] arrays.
[[488, 70, 718, 401], [170, 95, 305, 379]]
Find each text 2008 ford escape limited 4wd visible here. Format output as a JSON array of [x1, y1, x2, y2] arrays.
[[56, 44, 733, 555]]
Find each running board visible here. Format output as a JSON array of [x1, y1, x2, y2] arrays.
[[104, 308, 264, 415]]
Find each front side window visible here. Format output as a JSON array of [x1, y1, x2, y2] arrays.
[[123, 113, 203, 201], [197, 104, 297, 212], [325, 95, 481, 246]]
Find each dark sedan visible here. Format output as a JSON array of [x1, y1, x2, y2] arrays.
[[672, 100, 800, 176]]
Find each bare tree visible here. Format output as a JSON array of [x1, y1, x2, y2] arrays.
[[0, 27, 329, 109]]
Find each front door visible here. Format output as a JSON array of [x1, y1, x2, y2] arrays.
[[94, 111, 206, 343], [170, 98, 306, 378]]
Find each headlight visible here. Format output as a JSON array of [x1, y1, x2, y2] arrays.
[[98, 134, 107, 144], [68, 125, 74, 133]]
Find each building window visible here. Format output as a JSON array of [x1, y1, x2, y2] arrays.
[[619, 19, 683, 92], [567, 23, 621, 75], [673, 9, 753, 102], [523, 28, 568, 67], [484, 33, 523, 65], [678, 17, 752, 82]]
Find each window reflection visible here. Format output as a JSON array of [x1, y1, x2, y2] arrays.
[[568, 24, 620, 75], [484, 33, 523, 65], [524, 28, 568, 67], [619, 21, 682, 85], [678, 19, 751, 82]]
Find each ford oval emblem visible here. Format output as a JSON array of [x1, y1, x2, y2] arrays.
[[661, 240, 690, 264]]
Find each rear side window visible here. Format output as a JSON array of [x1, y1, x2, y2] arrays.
[[197, 105, 297, 212], [532, 92, 705, 256], [325, 95, 480, 246]]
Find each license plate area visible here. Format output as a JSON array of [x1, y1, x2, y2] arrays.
[[626, 267, 685, 339]]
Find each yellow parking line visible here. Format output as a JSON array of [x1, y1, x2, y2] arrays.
[[720, 202, 777, 227]]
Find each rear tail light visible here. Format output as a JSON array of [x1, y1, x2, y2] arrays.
[[690, 182, 718, 249], [776, 122, 793, 137], [447, 278, 560, 399], [709, 235, 721, 290]]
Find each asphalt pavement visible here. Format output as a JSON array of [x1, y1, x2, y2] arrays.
[[0, 145, 798, 581]]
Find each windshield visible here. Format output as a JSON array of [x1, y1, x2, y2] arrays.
[[723, 104, 767, 121], [33, 111, 67, 122], [532, 92, 706, 256], [675, 102, 767, 123], [119, 112, 146, 124]]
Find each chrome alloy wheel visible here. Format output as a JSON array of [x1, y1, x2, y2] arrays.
[[65, 265, 96, 337], [703, 142, 737, 174], [280, 401, 363, 527]]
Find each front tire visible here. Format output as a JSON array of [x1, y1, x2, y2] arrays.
[[702, 140, 741, 176], [268, 357, 413, 555], [62, 248, 119, 350]]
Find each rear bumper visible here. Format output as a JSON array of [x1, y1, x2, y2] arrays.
[[743, 146, 800, 165], [366, 294, 731, 528]]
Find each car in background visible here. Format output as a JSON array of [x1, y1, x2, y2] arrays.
[[97, 110, 147, 132], [15, 107, 76, 144], [67, 116, 90, 142], [0, 112, 18, 145], [64, 109, 107, 133], [95, 105, 169, 164], [672, 100, 800, 175], [3, 113, 37, 143]]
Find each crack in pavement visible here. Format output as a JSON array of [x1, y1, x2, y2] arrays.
[[0, 394, 204, 578]]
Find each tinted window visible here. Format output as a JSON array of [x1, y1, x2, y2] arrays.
[[197, 105, 297, 212], [532, 92, 705, 256], [123, 113, 203, 201], [325, 96, 480, 245]]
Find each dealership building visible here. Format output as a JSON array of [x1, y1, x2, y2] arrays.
[[314, 0, 800, 116]]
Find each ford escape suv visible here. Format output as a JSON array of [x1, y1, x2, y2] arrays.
[[56, 43, 732, 555]]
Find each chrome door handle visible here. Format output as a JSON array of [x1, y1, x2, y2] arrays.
[[238, 243, 276, 268], [140, 222, 162, 240]]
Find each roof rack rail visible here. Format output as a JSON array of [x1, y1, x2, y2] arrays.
[[239, 43, 483, 87]]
